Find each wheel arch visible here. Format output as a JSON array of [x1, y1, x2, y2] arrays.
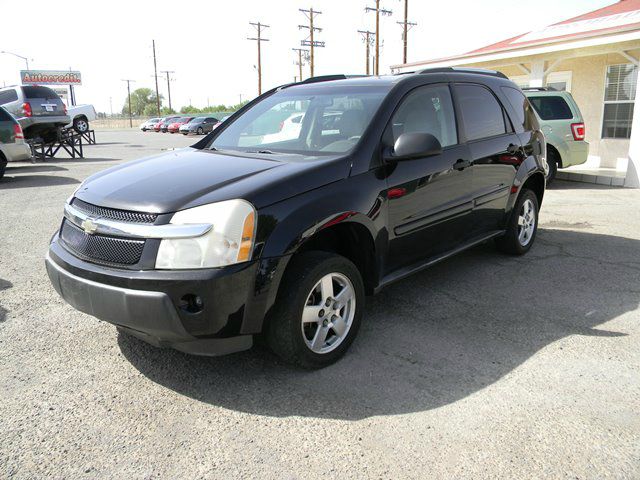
[[547, 142, 563, 168]]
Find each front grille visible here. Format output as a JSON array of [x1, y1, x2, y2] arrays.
[[60, 219, 145, 266], [71, 198, 157, 224]]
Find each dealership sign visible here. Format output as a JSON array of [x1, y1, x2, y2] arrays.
[[20, 70, 82, 86]]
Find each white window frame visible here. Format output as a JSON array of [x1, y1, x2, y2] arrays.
[[601, 63, 638, 140], [545, 71, 572, 92]]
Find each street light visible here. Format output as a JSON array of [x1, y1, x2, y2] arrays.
[[0, 50, 32, 70]]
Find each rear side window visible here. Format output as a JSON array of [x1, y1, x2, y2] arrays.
[[390, 84, 458, 147], [456, 84, 507, 141], [22, 86, 58, 99], [528, 96, 573, 120], [501, 86, 538, 131], [0, 89, 18, 105]]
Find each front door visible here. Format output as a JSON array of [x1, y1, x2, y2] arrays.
[[383, 84, 474, 275]]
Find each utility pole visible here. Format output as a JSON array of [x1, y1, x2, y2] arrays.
[[397, 0, 417, 64], [358, 30, 375, 75], [299, 8, 324, 77], [292, 48, 309, 82], [121, 79, 135, 128], [366, 0, 392, 75], [160, 70, 175, 112], [248, 22, 270, 95], [152, 40, 161, 115]]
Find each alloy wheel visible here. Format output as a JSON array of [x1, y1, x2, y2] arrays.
[[517, 198, 536, 246], [301, 272, 356, 354]]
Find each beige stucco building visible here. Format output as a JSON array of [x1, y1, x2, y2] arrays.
[[393, 0, 640, 187]]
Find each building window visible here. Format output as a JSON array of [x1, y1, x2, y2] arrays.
[[546, 71, 572, 92], [602, 63, 637, 139]]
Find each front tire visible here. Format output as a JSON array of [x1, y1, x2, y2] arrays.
[[495, 189, 539, 255], [265, 251, 365, 369]]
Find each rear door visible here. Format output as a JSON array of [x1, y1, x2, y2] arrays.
[[453, 83, 522, 235], [384, 83, 474, 273], [22, 86, 65, 117]]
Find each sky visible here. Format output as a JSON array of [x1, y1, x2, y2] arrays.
[[0, 0, 613, 114]]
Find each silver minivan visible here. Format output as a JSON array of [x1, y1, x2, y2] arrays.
[[0, 85, 70, 143]]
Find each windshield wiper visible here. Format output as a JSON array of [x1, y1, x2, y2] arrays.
[[251, 149, 275, 154]]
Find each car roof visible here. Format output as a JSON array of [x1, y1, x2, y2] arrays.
[[280, 68, 512, 92]]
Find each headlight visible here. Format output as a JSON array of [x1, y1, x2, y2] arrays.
[[155, 199, 256, 269]]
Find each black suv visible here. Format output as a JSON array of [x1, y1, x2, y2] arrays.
[[46, 69, 546, 368]]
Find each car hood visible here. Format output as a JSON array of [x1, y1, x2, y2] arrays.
[[75, 147, 349, 214]]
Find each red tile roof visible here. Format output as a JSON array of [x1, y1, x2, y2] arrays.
[[468, 0, 640, 55]]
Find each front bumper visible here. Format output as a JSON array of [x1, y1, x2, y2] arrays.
[[45, 237, 289, 356]]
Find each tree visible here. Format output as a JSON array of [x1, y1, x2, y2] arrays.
[[180, 105, 202, 114], [121, 88, 163, 116]]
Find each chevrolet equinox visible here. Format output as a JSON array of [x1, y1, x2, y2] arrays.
[[46, 69, 546, 368]]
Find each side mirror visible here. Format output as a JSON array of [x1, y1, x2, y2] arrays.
[[386, 132, 443, 161]]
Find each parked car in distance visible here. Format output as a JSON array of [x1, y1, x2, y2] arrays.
[[65, 104, 97, 133], [523, 88, 588, 182], [211, 115, 231, 130], [179, 116, 220, 135], [262, 112, 305, 143], [159, 116, 180, 133], [0, 106, 31, 180], [168, 117, 194, 134], [0, 85, 70, 143], [46, 69, 546, 369], [140, 118, 161, 131]]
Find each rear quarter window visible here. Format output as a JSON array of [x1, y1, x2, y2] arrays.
[[528, 96, 574, 120], [0, 107, 14, 121], [21, 86, 59, 99], [501, 86, 539, 131], [0, 89, 19, 105]]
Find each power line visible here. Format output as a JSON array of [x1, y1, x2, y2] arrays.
[[248, 22, 270, 95], [358, 30, 375, 75], [152, 40, 160, 116], [121, 79, 135, 128], [365, 0, 392, 75], [160, 70, 175, 112], [292, 48, 310, 82], [397, 0, 417, 64], [299, 8, 324, 77]]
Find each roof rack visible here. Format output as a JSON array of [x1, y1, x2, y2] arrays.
[[299, 74, 368, 85], [521, 86, 557, 91], [417, 67, 508, 79]]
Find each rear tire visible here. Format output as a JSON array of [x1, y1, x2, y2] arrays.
[[495, 189, 539, 255], [545, 148, 558, 184], [0, 153, 7, 180], [265, 251, 365, 369], [197, 127, 204, 135], [73, 117, 89, 133]]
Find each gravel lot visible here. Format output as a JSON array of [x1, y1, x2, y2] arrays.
[[1, 130, 639, 479]]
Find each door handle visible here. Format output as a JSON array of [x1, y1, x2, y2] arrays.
[[453, 159, 471, 171], [507, 143, 521, 154]]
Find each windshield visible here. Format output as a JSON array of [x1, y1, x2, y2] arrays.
[[209, 85, 388, 155], [190, 117, 205, 124]]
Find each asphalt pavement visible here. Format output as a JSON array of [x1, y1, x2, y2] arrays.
[[1, 130, 639, 479]]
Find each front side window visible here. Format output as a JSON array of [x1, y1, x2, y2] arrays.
[[602, 63, 637, 139], [456, 84, 507, 141], [388, 84, 457, 148], [210, 86, 388, 155]]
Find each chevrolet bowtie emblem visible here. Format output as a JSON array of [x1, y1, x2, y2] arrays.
[[81, 218, 98, 235]]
